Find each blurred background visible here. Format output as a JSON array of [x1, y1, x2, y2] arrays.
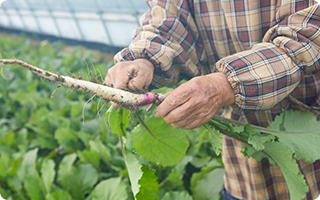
[[0, 0, 148, 52]]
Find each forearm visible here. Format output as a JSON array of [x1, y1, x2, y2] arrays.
[[214, 4, 320, 111], [215, 43, 303, 111]]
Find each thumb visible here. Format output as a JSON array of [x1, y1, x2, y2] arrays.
[[127, 59, 154, 91]]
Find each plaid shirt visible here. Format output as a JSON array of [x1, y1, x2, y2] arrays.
[[114, 0, 320, 199]]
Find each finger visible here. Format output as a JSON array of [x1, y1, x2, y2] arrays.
[[182, 108, 217, 129], [170, 114, 198, 129], [128, 78, 147, 91], [168, 105, 199, 129], [182, 119, 204, 129], [111, 101, 119, 108], [169, 103, 217, 129], [128, 66, 153, 91], [105, 63, 135, 89], [156, 89, 191, 118], [162, 99, 195, 124], [113, 68, 132, 89], [104, 70, 114, 86], [171, 113, 206, 129]]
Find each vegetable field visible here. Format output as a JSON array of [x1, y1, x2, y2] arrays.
[[0, 34, 223, 200]]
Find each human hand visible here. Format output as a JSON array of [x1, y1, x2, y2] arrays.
[[155, 73, 235, 129], [104, 59, 154, 107]]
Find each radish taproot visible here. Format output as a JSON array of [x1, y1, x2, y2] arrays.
[[0, 58, 164, 109]]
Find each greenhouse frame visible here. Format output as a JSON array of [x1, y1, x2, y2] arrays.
[[0, 0, 148, 47]]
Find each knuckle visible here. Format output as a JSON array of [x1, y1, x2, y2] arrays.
[[183, 84, 195, 95], [190, 77, 202, 88], [192, 98, 203, 106], [166, 96, 179, 107], [199, 109, 215, 122], [171, 112, 185, 122]]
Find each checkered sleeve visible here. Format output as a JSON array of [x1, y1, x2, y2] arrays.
[[215, 3, 320, 111], [114, 0, 201, 88]]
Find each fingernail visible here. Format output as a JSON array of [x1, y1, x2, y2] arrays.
[[155, 111, 161, 118], [157, 93, 167, 101], [131, 81, 140, 90], [133, 70, 139, 77]]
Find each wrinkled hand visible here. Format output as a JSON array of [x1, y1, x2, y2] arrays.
[[104, 59, 154, 107], [156, 73, 235, 129]]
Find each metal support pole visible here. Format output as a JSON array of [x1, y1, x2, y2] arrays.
[[0, 0, 145, 47], [24, 0, 43, 32], [0, 6, 14, 28], [64, 0, 85, 41], [9, 0, 29, 31], [43, 0, 63, 37], [93, 0, 114, 46], [127, 0, 141, 26]]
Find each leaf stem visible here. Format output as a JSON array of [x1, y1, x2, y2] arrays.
[[212, 115, 312, 134], [119, 136, 126, 166]]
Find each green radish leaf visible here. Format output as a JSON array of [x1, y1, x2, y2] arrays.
[[261, 142, 309, 200], [62, 174, 83, 200], [54, 127, 77, 144], [164, 171, 183, 189], [0, 153, 10, 176], [29, 136, 58, 149], [248, 133, 275, 151], [204, 124, 222, 155], [191, 168, 224, 200], [77, 149, 100, 170], [123, 150, 143, 197], [1, 131, 15, 146], [124, 150, 160, 200], [190, 159, 222, 191], [58, 153, 98, 199], [161, 191, 193, 200], [74, 164, 99, 195], [7, 175, 22, 194], [24, 171, 45, 200], [45, 190, 73, 200], [106, 106, 131, 136], [86, 177, 128, 200], [70, 102, 82, 117], [241, 143, 267, 162], [131, 116, 189, 166], [0, 186, 8, 199], [41, 159, 55, 194], [163, 156, 193, 190], [237, 124, 255, 140], [75, 131, 91, 147], [57, 153, 77, 188], [16, 148, 38, 182], [136, 165, 160, 200], [89, 140, 111, 165], [267, 110, 320, 162]]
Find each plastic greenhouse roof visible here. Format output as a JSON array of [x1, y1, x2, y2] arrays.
[[0, 0, 148, 47]]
